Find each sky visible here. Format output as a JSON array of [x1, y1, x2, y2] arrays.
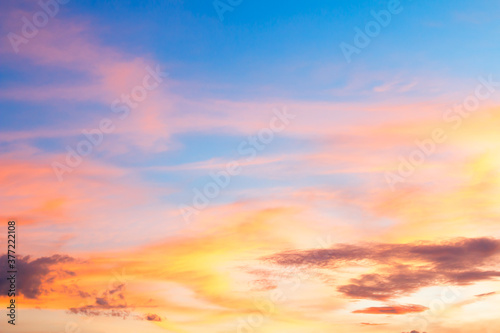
[[1, 0, 500, 332]]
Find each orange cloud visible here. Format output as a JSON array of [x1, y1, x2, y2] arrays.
[[353, 304, 428, 315]]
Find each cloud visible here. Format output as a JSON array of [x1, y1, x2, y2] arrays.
[[68, 304, 130, 318], [0, 254, 75, 299], [68, 282, 130, 317], [68, 285, 163, 322], [144, 313, 162, 322], [95, 297, 109, 306], [360, 322, 388, 325], [337, 270, 437, 300], [353, 304, 428, 315], [474, 291, 496, 298], [263, 237, 500, 300]]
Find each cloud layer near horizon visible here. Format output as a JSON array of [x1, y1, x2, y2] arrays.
[[263, 237, 500, 300]]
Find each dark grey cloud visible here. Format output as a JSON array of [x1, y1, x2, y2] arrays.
[[145, 313, 162, 321], [0, 254, 75, 299], [337, 269, 438, 300], [262, 237, 500, 300], [95, 297, 109, 306]]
